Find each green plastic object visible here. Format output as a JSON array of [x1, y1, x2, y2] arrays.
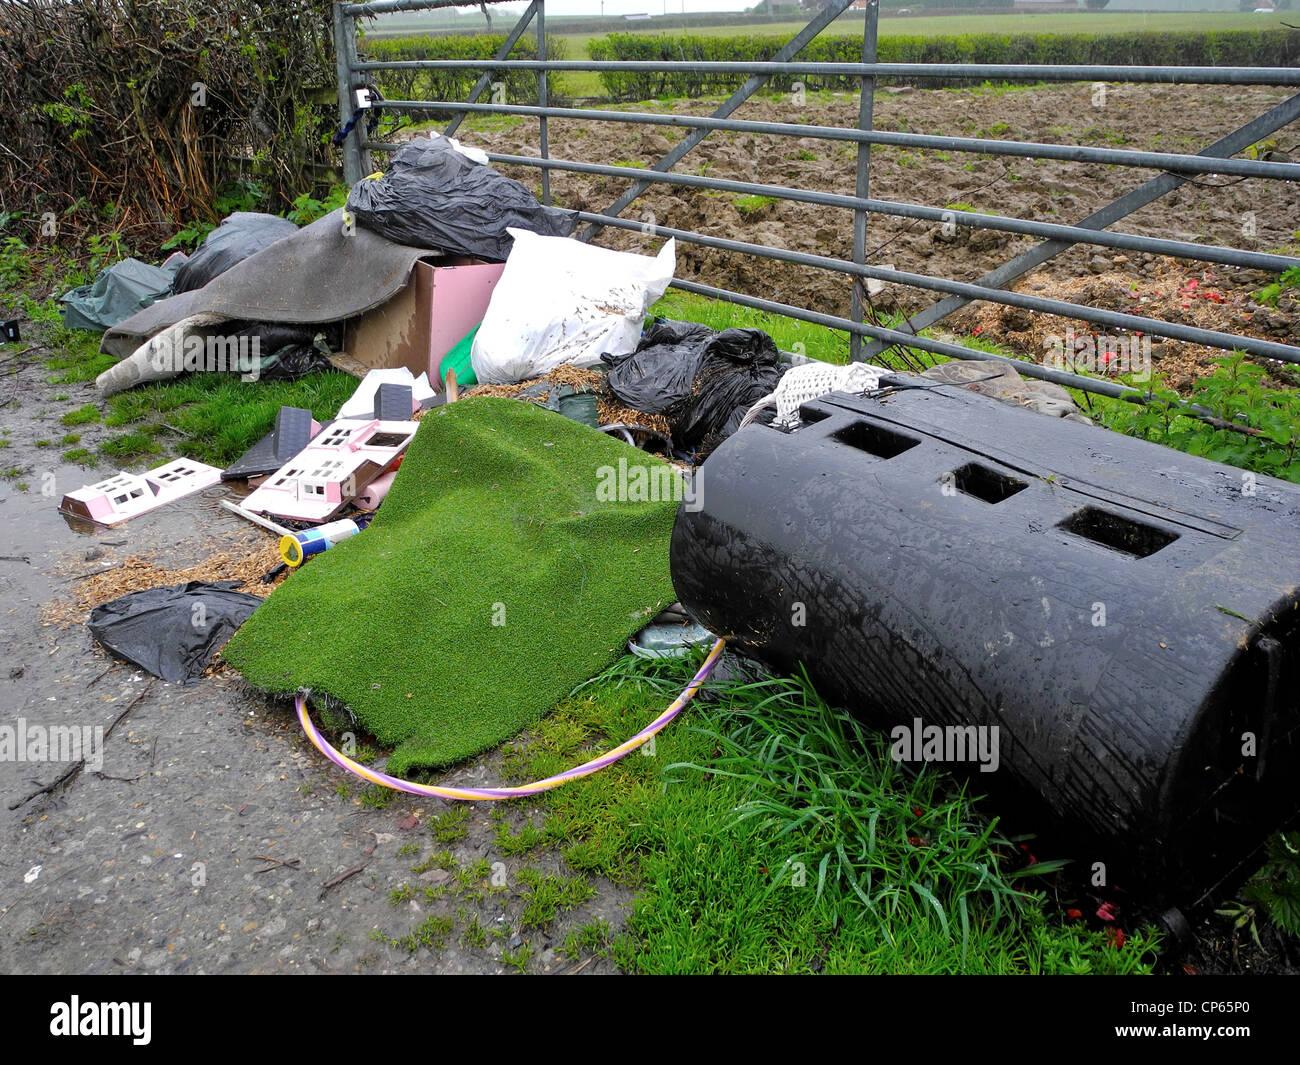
[[555, 389, 599, 428], [439, 324, 479, 389]]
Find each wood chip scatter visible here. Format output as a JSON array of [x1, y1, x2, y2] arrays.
[[455, 364, 673, 436], [42, 543, 285, 629]]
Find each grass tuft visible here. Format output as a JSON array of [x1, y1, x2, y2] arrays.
[[498, 650, 1160, 974]]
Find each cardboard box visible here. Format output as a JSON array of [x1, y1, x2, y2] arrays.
[[344, 257, 505, 385]]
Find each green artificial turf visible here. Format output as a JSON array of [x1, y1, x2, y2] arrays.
[[223, 397, 680, 772]]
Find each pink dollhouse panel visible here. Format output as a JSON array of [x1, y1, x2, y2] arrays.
[[240, 419, 418, 522], [59, 459, 222, 526]]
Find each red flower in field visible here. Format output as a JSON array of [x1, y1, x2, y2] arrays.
[[1106, 927, 1127, 949], [1066, 908, 1083, 920], [912, 806, 923, 818], [1097, 901, 1119, 923], [907, 835, 927, 848], [973, 325, 983, 335]]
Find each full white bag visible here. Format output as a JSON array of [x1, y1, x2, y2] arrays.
[[470, 229, 676, 384]]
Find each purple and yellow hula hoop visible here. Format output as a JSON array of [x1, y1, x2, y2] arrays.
[[295, 637, 728, 801]]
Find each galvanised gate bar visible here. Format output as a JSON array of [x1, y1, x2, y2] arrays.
[[332, 0, 1300, 409]]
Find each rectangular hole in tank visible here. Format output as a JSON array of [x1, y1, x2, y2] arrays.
[[1058, 506, 1178, 558], [832, 420, 921, 460], [951, 462, 1028, 504]]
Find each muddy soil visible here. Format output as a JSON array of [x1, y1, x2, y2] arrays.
[[0, 350, 627, 975], [453, 82, 1300, 376]]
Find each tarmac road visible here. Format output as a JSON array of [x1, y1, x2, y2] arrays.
[[0, 344, 627, 975]]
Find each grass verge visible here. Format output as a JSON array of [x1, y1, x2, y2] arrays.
[[649, 289, 853, 364], [489, 651, 1159, 974], [98, 371, 358, 466]]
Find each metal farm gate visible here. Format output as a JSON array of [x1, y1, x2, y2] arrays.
[[331, 0, 1300, 407]]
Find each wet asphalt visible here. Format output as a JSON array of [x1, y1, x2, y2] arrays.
[[0, 346, 627, 974]]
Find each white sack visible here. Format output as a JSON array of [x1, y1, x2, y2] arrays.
[[470, 229, 675, 384]]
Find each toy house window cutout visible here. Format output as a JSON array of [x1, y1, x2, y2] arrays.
[[319, 425, 355, 448], [241, 419, 418, 523], [155, 465, 196, 483], [59, 459, 222, 526]]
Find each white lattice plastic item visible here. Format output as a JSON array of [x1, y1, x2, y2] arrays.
[[740, 361, 889, 431]]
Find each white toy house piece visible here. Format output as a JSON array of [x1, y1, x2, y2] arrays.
[[59, 459, 224, 526], [240, 418, 418, 523]]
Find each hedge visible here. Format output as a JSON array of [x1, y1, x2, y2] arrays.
[[361, 34, 569, 107], [587, 29, 1300, 99]]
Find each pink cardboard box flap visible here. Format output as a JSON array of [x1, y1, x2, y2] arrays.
[[344, 259, 505, 384]]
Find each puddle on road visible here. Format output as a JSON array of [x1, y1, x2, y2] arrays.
[[0, 464, 272, 799], [2, 462, 262, 585]]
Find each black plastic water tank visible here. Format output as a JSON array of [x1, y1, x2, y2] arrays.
[[670, 381, 1300, 896]]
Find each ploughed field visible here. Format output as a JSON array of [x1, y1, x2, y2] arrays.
[[453, 82, 1300, 383]]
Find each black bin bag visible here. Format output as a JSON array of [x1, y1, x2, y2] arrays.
[[172, 213, 299, 294], [603, 320, 784, 451], [88, 581, 263, 683], [345, 136, 577, 261]]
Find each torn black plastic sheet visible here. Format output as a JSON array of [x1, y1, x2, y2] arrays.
[[87, 581, 263, 684]]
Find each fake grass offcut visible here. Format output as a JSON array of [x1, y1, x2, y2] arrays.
[[223, 397, 680, 773]]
